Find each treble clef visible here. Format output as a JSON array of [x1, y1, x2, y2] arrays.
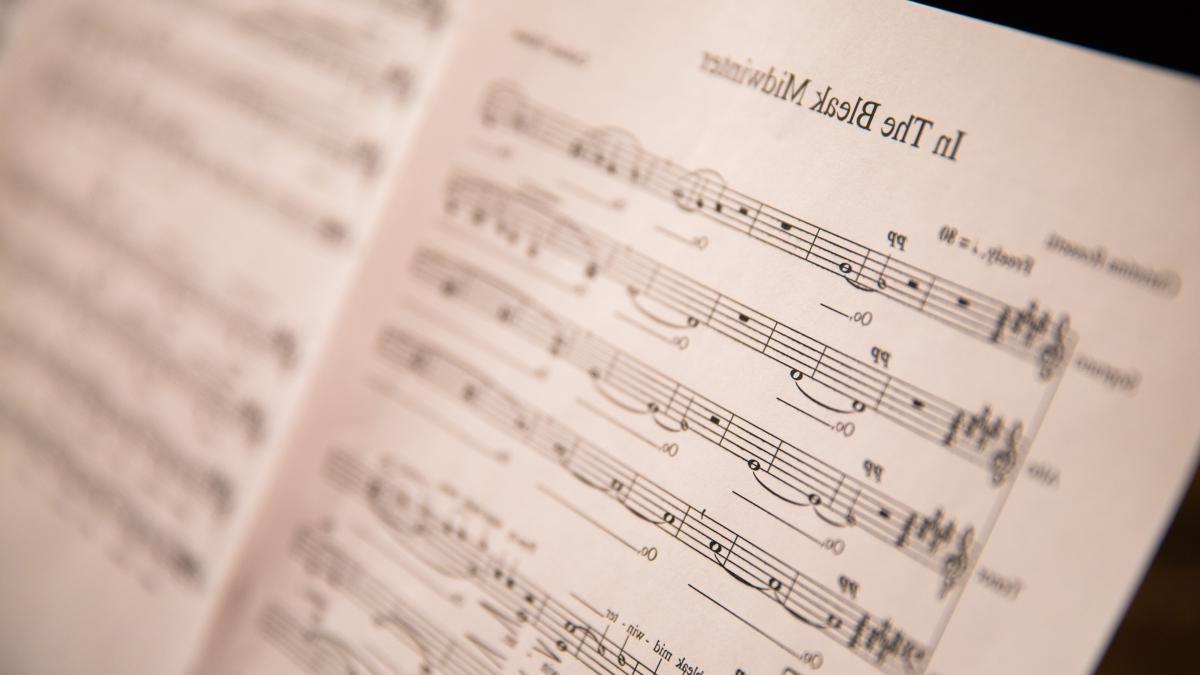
[[939, 526, 975, 598], [990, 421, 1024, 486], [1037, 315, 1071, 381]]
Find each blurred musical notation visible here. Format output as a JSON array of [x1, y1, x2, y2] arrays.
[[0, 161, 299, 371], [0, 400, 207, 588], [479, 83, 1072, 381], [0, 218, 270, 446], [259, 605, 392, 675], [0, 0, 458, 611], [0, 319, 235, 521], [285, 526, 496, 675]]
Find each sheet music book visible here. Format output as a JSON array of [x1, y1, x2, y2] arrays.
[[1, 1, 1197, 674]]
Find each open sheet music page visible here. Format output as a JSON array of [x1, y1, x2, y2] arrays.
[[188, 2, 1200, 675], [0, 0, 462, 672]]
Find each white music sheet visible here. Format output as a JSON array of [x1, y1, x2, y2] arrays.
[[0, 0, 462, 673], [187, 2, 1200, 675]]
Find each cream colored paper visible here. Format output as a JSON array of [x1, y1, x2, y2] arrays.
[[4, 2, 1199, 675], [188, 2, 1200, 674]]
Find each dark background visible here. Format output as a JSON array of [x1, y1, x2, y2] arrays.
[[916, 3, 1199, 673], [917, 2, 1198, 76], [1094, 469, 1199, 673]]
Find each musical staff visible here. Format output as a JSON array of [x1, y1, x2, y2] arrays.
[[259, 606, 389, 675], [0, 160, 298, 370], [0, 396, 204, 588], [185, 0, 446, 91], [479, 83, 1072, 380], [0, 231, 267, 445], [439, 173, 1039, 484], [411, 256, 981, 582], [288, 527, 496, 675], [391, 268, 978, 576], [33, 56, 352, 246], [417, 243, 1017, 480], [65, 4, 381, 181], [370, 330, 931, 674], [323, 451, 667, 675], [0, 319, 234, 520]]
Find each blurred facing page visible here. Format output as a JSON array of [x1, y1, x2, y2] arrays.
[[188, 2, 1200, 675], [0, 0, 462, 673]]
